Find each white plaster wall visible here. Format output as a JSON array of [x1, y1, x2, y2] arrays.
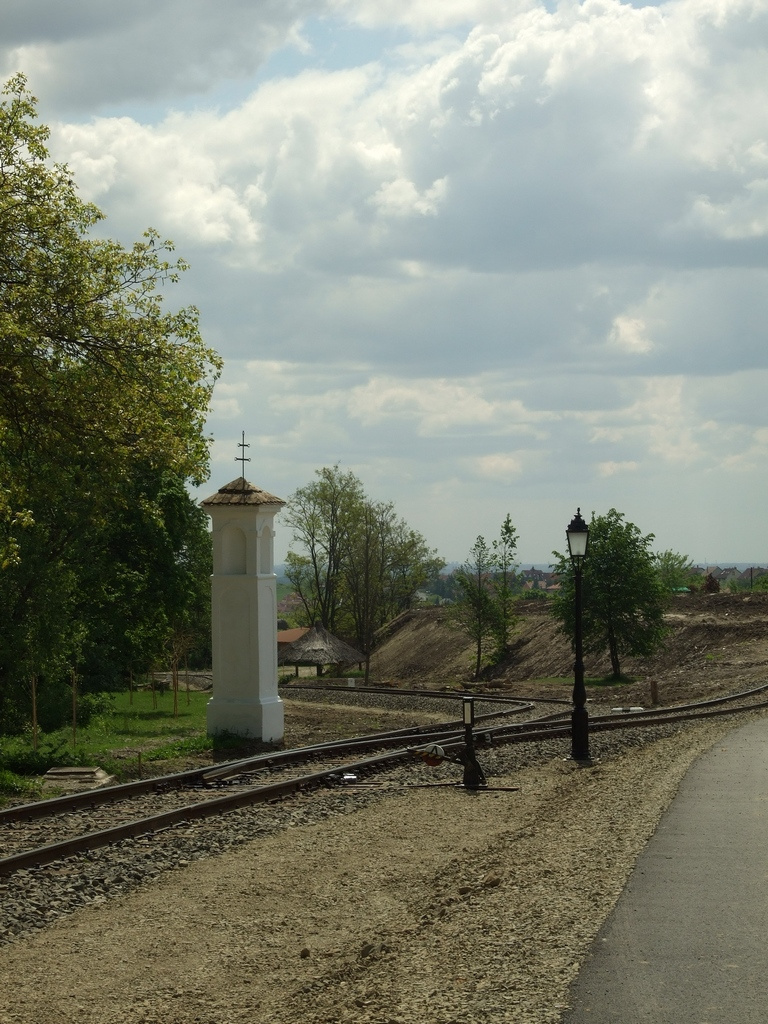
[[204, 497, 284, 741]]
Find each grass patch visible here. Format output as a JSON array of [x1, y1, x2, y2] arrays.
[[528, 674, 637, 687], [0, 688, 215, 793], [587, 674, 637, 687], [0, 768, 43, 801]]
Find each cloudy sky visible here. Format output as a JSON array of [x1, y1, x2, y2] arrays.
[[4, 0, 768, 566]]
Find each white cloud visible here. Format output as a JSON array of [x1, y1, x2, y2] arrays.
[[471, 452, 526, 481], [371, 176, 447, 216], [50, 0, 768, 289], [0, 0, 325, 114], [331, 0, 520, 33], [6, 0, 768, 562], [609, 315, 655, 355], [210, 397, 243, 420], [689, 181, 768, 239], [598, 461, 639, 477], [345, 376, 554, 436]]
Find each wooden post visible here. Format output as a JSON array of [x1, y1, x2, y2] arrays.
[[649, 677, 659, 706], [71, 667, 77, 749], [30, 675, 38, 752], [172, 657, 179, 718]]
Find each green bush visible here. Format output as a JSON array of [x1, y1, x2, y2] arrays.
[[0, 736, 91, 775], [78, 691, 116, 726], [0, 768, 41, 799]]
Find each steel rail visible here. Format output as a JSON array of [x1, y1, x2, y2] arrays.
[[0, 764, 218, 825], [0, 748, 413, 877], [603, 679, 768, 719], [485, 696, 768, 744], [475, 680, 768, 739], [592, 697, 768, 731], [2, 695, 767, 878], [0, 705, 529, 825], [3, 681, 764, 825], [284, 681, 571, 706], [201, 706, 525, 783]]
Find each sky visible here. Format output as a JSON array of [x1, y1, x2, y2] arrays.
[[3, 0, 768, 567]]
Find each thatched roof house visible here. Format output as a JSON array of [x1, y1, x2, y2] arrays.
[[278, 622, 364, 675]]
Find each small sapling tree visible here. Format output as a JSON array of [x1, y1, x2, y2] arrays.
[[453, 535, 497, 679]]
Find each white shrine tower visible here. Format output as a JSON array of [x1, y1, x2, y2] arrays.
[[200, 477, 286, 742]]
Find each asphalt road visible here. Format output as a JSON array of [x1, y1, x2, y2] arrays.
[[563, 716, 768, 1023]]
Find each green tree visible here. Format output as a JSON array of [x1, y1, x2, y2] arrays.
[[382, 519, 444, 618], [724, 568, 768, 593], [655, 550, 694, 591], [284, 466, 442, 664], [344, 499, 395, 680], [344, 499, 443, 679], [0, 75, 220, 731], [552, 509, 668, 680], [453, 535, 497, 679], [283, 465, 365, 632], [73, 468, 213, 690], [0, 461, 214, 734], [490, 514, 519, 662], [453, 517, 520, 677]]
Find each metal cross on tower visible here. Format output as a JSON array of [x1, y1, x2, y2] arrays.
[[235, 431, 250, 487]]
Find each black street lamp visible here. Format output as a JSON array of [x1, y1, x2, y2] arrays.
[[566, 508, 590, 761]]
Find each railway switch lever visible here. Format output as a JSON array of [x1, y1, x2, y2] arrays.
[[414, 697, 487, 790]]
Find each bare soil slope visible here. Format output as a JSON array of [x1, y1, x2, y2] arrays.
[[370, 592, 768, 707]]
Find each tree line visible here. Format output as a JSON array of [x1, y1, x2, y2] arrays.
[[0, 76, 220, 734], [284, 487, 699, 685], [446, 509, 702, 682]]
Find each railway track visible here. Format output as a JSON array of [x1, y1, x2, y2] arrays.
[[2, 682, 767, 884], [0, 695, 532, 876]]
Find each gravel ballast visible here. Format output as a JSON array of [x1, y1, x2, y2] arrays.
[[0, 712, 762, 1024]]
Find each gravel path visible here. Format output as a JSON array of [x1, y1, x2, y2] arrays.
[[0, 712, 761, 1024]]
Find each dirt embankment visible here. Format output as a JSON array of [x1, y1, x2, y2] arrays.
[[370, 592, 768, 708]]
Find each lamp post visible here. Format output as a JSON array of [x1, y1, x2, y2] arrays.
[[566, 508, 590, 761]]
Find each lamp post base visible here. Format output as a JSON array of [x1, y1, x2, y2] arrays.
[[571, 705, 590, 762], [568, 755, 596, 766]]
